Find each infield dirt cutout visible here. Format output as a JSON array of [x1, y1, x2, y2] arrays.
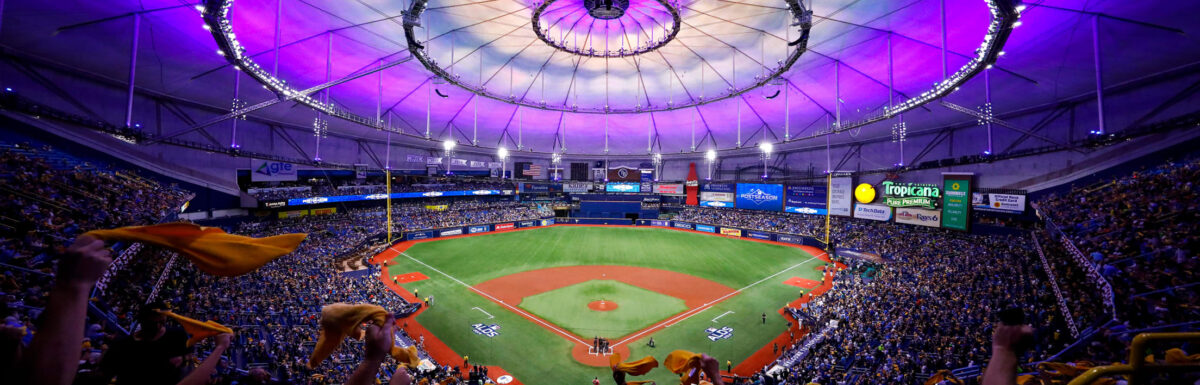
[[474, 265, 736, 366]]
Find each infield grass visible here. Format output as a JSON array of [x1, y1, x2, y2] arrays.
[[385, 226, 821, 385], [519, 280, 688, 338]]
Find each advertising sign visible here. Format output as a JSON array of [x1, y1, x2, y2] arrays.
[[540, 219, 555, 226], [829, 177, 853, 217], [673, 222, 694, 230], [880, 181, 941, 209], [495, 223, 515, 230], [972, 193, 1026, 214], [701, 183, 736, 193], [607, 167, 641, 182], [699, 200, 733, 208], [468, 225, 490, 234], [700, 191, 735, 202], [695, 224, 716, 233], [785, 185, 828, 215], [440, 229, 463, 236], [650, 220, 670, 227], [286, 190, 504, 206], [606, 182, 641, 193], [735, 183, 784, 211], [407, 231, 434, 240], [776, 234, 806, 245], [853, 204, 893, 221], [720, 228, 742, 237], [942, 173, 973, 231], [747, 231, 772, 240], [564, 182, 592, 193], [894, 208, 942, 228], [654, 183, 685, 195], [519, 221, 536, 227], [251, 161, 298, 182]]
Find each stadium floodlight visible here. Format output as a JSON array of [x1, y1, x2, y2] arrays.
[[497, 147, 508, 179], [705, 149, 717, 180], [442, 140, 457, 151], [443, 140, 457, 175], [652, 153, 663, 181], [759, 141, 773, 179]]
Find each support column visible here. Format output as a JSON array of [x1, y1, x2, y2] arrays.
[[273, 0, 282, 76], [231, 71, 240, 148], [940, 0, 947, 80], [985, 67, 993, 154], [124, 13, 141, 128]]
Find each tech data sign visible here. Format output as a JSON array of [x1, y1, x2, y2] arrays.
[[853, 204, 892, 221], [894, 208, 942, 228]]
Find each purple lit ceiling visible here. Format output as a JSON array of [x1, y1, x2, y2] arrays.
[[4, 0, 1199, 156]]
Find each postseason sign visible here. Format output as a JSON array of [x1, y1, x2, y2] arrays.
[[735, 183, 784, 211], [785, 185, 827, 215]]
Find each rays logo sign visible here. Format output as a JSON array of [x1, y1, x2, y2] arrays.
[[471, 323, 501, 338], [735, 183, 783, 211], [705, 326, 734, 341]]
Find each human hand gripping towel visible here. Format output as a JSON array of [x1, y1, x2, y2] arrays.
[[307, 303, 389, 369]]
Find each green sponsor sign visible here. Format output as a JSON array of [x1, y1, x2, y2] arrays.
[[879, 181, 941, 208], [941, 175, 972, 231], [883, 196, 937, 209]]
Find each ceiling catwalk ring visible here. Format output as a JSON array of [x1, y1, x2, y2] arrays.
[[402, 0, 813, 114], [531, 0, 682, 58]]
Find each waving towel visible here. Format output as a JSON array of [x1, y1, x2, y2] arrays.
[[610, 353, 659, 376], [85, 222, 307, 276], [307, 303, 389, 369], [158, 310, 233, 347], [391, 345, 421, 368], [664, 350, 714, 385]]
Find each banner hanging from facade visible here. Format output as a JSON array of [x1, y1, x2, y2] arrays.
[[972, 192, 1026, 214], [853, 204, 892, 221], [251, 160, 298, 182], [829, 177, 853, 217], [563, 182, 592, 192], [894, 207, 942, 227], [784, 185, 827, 215], [735, 183, 784, 211], [942, 173, 973, 231], [653, 183, 685, 195]]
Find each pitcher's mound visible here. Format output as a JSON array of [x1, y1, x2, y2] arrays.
[[587, 300, 618, 312]]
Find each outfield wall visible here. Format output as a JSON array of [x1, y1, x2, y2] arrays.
[[399, 217, 556, 241]]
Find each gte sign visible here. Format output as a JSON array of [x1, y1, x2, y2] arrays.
[[880, 181, 940, 209]]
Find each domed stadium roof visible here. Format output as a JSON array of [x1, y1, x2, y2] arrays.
[[5, 0, 1198, 157]]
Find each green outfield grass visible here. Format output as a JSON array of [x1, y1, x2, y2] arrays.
[[519, 280, 689, 338], [385, 226, 821, 385]]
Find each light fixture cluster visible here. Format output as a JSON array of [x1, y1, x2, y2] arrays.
[[203, 0, 334, 114], [881, 0, 1021, 120], [403, 0, 812, 114], [532, 0, 681, 58], [891, 121, 907, 143]]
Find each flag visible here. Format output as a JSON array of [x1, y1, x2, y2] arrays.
[[523, 164, 543, 176]]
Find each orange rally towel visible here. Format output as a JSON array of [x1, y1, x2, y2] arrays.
[[158, 310, 233, 347], [664, 350, 707, 385], [1166, 348, 1200, 364], [307, 303, 389, 369], [609, 353, 659, 376], [391, 345, 421, 368], [85, 222, 307, 277]]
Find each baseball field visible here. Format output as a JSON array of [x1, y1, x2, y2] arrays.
[[379, 225, 827, 385]]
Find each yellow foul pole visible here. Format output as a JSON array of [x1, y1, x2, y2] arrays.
[[386, 170, 393, 243], [825, 172, 832, 249]]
